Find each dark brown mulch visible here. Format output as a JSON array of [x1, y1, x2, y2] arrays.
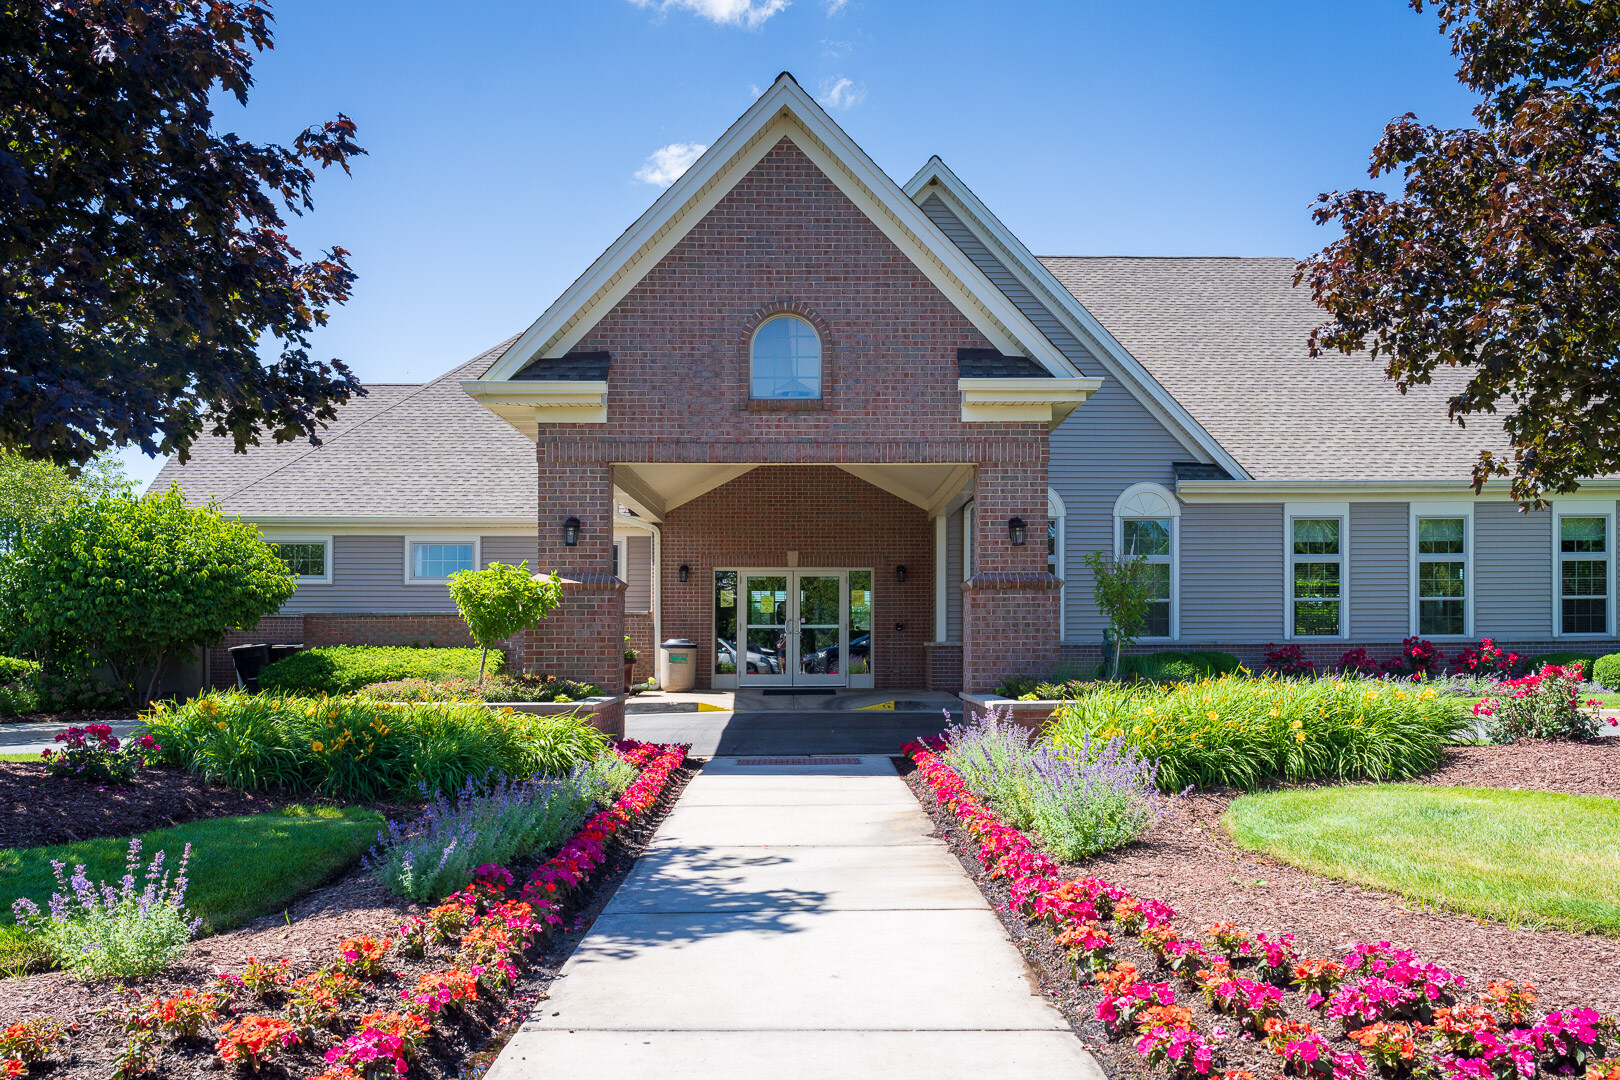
[[0, 760, 696, 1080], [0, 764, 319, 848], [904, 761, 1620, 1080], [1418, 739, 1620, 799], [0, 708, 138, 727]]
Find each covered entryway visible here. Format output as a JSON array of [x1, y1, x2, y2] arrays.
[[717, 568, 873, 689]]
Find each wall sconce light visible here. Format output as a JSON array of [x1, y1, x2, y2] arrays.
[[563, 516, 580, 547], [1008, 517, 1027, 546], [895, 565, 907, 583], [678, 564, 691, 583]]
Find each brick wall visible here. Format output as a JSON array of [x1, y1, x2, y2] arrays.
[[925, 642, 963, 692], [626, 611, 656, 683], [660, 466, 933, 690], [961, 458, 1061, 692]]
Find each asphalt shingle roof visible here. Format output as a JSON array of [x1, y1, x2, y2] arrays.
[[152, 336, 535, 517], [1038, 256, 1511, 482], [956, 348, 1052, 379]]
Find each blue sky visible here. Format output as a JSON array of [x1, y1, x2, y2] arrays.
[[126, 0, 1477, 488]]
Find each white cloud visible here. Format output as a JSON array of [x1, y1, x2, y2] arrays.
[[824, 0, 849, 12], [747, 82, 762, 98], [627, 0, 789, 28], [816, 76, 865, 109], [633, 142, 709, 187]]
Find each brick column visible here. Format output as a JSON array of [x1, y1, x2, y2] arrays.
[[517, 456, 626, 694], [960, 458, 1061, 693]]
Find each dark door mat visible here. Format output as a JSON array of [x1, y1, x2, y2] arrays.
[[760, 687, 838, 696]]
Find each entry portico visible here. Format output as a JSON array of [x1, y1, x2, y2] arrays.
[[468, 74, 1096, 697]]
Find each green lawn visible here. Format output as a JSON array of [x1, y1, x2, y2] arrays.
[[0, 804, 382, 973], [1453, 690, 1620, 710], [1225, 784, 1620, 935]]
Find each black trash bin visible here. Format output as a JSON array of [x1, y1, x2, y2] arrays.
[[267, 643, 304, 665], [228, 643, 273, 691]]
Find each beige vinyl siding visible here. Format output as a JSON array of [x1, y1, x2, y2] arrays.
[[481, 535, 539, 569], [1179, 503, 1285, 640], [1475, 501, 1553, 637], [624, 534, 654, 611], [1347, 502, 1408, 638]]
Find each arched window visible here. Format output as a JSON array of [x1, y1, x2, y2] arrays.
[[1114, 483, 1180, 640], [750, 315, 822, 399], [1049, 487, 1067, 638]]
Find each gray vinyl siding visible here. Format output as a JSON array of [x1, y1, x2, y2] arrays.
[[282, 534, 538, 614], [1348, 503, 1408, 638], [920, 192, 1206, 644], [624, 534, 653, 612], [945, 505, 965, 641], [1179, 503, 1285, 640], [921, 194, 1101, 378], [1052, 382, 1189, 642], [1475, 502, 1553, 637]]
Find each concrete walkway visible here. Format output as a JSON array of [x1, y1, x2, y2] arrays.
[[488, 755, 1101, 1080]]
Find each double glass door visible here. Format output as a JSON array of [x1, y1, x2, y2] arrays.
[[714, 569, 872, 687]]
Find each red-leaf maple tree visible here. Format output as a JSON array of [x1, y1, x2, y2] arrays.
[[1299, 0, 1620, 504], [1, 0, 366, 466]]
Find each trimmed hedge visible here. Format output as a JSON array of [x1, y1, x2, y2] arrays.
[[258, 645, 503, 696], [1595, 652, 1620, 691], [1112, 650, 1243, 681], [1532, 651, 1597, 680]]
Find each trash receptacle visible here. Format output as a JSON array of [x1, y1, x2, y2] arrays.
[[228, 643, 273, 691], [660, 638, 699, 693]]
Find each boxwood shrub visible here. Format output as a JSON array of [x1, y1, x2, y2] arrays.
[[1531, 652, 1598, 680], [258, 645, 502, 696], [1594, 652, 1620, 690]]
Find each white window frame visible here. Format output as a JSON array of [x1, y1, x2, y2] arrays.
[[748, 314, 822, 400], [611, 538, 627, 583], [265, 535, 332, 586], [404, 536, 481, 585], [1552, 500, 1615, 639], [1409, 502, 1473, 639], [1283, 502, 1348, 639], [1048, 487, 1067, 639], [962, 499, 974, 581], [1114, 482, 1180, 641]]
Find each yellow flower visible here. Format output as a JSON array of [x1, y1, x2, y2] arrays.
[[311, 740, 325, 753], [1395, 690, 1407, 700], [1295, 732, 1306, 742], [1268, 708, 1280, 718], [1290, 719, 1303, 730]]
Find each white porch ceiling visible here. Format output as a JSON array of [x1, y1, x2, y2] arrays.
[[611, 462, 976, 523]]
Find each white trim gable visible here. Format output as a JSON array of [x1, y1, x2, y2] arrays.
[[902, 156, 1250, 481], [477, 74, 1082, 387]]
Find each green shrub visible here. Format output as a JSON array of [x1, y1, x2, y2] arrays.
[[1595, 653, 1620, 690], [1535, 652, 1598, 680], [258, 645, 503, 696], [994, 675, 1040, 698], [1047, 674, 1467, 792], [145, 691, 605, 801], [1118, 650, 1243, 681], [0, 656, 39, 683], [356, 674, 600, 704]]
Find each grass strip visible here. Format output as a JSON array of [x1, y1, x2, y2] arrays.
[[1225, 783, 1620, 935]]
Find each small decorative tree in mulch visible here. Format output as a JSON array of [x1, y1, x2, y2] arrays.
[[1084, 549, 1157, 681], [447, 561, 563, 684]]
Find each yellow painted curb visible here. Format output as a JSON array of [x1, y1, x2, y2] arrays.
[[857, 701, 895, 711], [696, 702, 730, 712]]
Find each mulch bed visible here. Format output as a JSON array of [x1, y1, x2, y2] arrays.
[[901, 743, 1620, 1080], [0, 764, 323, 848], [0, 760, 697, 1080], [1418, 738, 1620, 799]]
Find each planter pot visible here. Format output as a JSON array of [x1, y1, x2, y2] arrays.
[[958, 693, 1061, 733], [624, 659, 637, 691]]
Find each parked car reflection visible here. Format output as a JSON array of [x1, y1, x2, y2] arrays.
[[804, 633, 869, 675], [717, 638, 781, 675]]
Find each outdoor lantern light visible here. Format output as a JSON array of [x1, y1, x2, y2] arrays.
[[1008, 517, 1028, 546], [563, 516, 580, 547], [679, 564, 691, 582], [895, 565, 907, 582]]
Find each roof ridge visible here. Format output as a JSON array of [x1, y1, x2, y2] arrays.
[[220, 335, 519, 503], [1037, 254, 1299, 262]]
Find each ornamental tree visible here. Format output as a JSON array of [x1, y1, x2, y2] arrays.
[[1299, 0, 1620, 504], [0, 487, 296, 704], [0, 450, 131, 550], [2, 0, 366, 467], [447, 562, 564, 684], [1084, 549, 1157, 680]]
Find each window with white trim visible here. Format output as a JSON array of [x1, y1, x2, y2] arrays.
[[1290, 518, 1342, 636], [750, 315, 821, 399], [612, 538, 625, 581], [1047, 488, 1066, 633], [273, 540, 330, 584], [1416, 518, 1467, 635], [1115, 483, 1179, 639], [410, 541, 476, 581], [1559, 515, 1610, 635], [962, 499, 974, 580]]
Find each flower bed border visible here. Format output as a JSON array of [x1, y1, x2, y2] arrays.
[[904, 736, 1618, 1080], [1, 739, 687, 1079]]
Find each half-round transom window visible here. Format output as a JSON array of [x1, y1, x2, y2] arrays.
[[750, 315, 822, 399]]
